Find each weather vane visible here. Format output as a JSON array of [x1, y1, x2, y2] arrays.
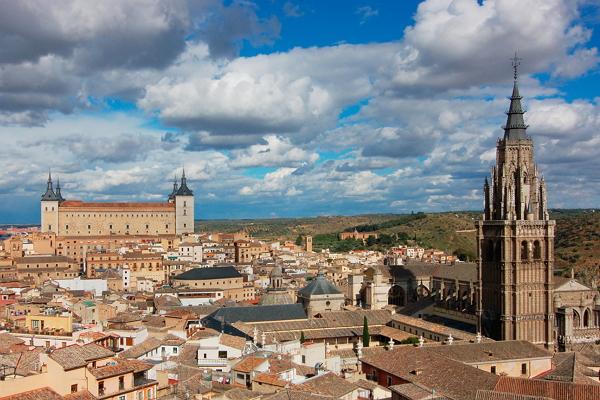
[[511, 51, 522, 81]]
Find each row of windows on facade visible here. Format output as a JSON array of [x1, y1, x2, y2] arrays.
[[89, 261, 161, 267], [51, 223, 172, 230], [60, 239, 172, 245], [485, 239, 544, 261], [189, 279, 242, 286], [96, 380, 154, 399], [21, 263, 68, 268], [24, 272, 76, 277], [44, 208, 175, 218]]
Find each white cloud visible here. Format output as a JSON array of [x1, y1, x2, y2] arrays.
[[230, 135, 318, 168]]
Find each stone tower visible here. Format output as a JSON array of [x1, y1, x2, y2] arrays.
[[174, 169, 195, 234], [41, 171, 61, 233], [476, 57, 554, 348], [304, 235, 313, 252]]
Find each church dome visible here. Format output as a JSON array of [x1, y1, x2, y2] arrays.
[[297, 271, 341, 298]]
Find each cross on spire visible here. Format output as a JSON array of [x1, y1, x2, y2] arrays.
[[511, 51, 522, 81]]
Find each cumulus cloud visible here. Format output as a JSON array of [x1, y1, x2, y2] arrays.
[[230, 135, 319, 168], [0, 0, 281, 125], [361, 127, 438, 159], [1, 0, 600, 220], [196, 0, 280, 60], [386, 0, 598, 92]]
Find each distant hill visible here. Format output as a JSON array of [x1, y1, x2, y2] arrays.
[[197, 209, 599, 285]]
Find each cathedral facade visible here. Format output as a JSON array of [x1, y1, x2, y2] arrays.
[[476, 60, 554, 347], [40, 171, 194, 236]]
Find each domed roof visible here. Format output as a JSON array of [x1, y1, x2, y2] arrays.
[[297, 271, 341, 298]]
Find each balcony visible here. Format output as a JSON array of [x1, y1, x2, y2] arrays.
[[134, 376, 156, 388], [197, 358, 229, 367]]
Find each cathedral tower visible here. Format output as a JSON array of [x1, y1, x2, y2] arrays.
[[476, 56, 554, 347]]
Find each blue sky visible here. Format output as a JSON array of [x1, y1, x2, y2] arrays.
[[0, 0, 599, 223]]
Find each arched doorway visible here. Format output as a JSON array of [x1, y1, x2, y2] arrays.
[[388, 285, 405, 307]]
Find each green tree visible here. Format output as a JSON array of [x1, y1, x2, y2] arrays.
[[400, 337, 420, 345], [300, 331, 305, 343], [366, 235, 377, 247], [295, 235, 303, 246], [362, 316, 370, 347]]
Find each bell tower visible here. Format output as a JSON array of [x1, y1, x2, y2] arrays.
[[476, 55, 554, 347]]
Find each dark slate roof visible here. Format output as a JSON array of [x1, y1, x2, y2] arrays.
[[41, 173, 60, 201], [174, 266, 241, 281], [168, 177, 178, 200], [175, 171, 193, 196], [297, 272, 341, 297], [208, 303, 307, 324], [503, 79, 529, 141]]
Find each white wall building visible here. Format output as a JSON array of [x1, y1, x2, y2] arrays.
[[54, 277, 108, 297]]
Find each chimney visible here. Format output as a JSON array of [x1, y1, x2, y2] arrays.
[[410, 369, 423, 376]]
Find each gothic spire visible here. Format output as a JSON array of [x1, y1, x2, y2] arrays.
[[503, 53, 529, 141], [55, 177, 65, 202], [169, 174, 179, 200], [47, 170, 53, 190], [175, 168, 193, 196], [41, 170, 59, 201]]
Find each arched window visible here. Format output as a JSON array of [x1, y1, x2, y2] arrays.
[[583, 309, 591, 328], [573, 310, 581, 328], [388, 286, 406, 307], [521, 241, 528, 261], [533, 241, 541, 260]]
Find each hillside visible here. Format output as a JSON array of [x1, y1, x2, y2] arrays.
[[553, 210, 600, 283], [198, 212, 480, 259], [197, 209, 599, 284]]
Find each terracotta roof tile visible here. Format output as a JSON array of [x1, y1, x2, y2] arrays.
[[50, 343, 114, 370], [494, 376, 600, 400], [292, 372, 359, 398], [88, 358, 152, 379], [0, 387, 62, 400], [253, 372, 289, 387], [475, 390, 553, 400], [232, 356, 269, 373], [361, 346, 499, 400]]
